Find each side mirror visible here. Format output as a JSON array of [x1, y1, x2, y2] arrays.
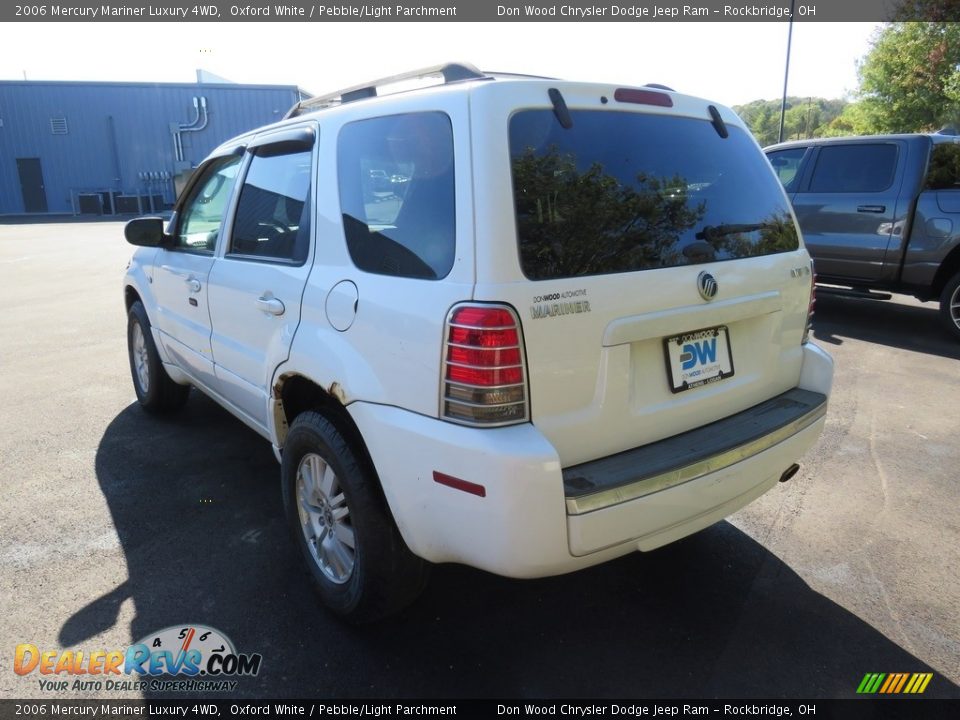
[[124, 217, 168, 247]]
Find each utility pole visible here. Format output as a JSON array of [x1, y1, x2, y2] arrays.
[[778, 0, 798, 143]]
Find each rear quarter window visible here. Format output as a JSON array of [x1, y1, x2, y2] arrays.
[[337, 112, 455, 280], [925, 142, 960, 190], [509, 110, 799, 281]]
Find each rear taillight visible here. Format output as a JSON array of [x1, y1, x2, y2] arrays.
[[442, 304, 529, 426], [803, 264, 816, 343]]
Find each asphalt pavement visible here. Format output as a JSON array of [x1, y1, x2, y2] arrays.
[[1, 221, 957, 700]]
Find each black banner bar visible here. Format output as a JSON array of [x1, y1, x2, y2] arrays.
[[2, 699, 959, 720], [3, 0, 957, 23]]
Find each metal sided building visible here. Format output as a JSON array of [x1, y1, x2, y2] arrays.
[[0, 79, 306, 216]]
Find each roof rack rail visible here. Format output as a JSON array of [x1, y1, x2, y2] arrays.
[[483, 70, 558, 81], [285, 62, 487, 118]]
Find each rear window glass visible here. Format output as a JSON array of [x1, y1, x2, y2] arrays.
[[808, 144, 898, 193], [925, 142, 960, 190], [337, 112, 455, 280], [509, 110, 798, 281]]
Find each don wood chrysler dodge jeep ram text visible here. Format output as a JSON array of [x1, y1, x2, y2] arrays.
[[122, 64, 834, 621]]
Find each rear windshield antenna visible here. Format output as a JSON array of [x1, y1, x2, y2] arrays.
[[708, 105, 729, 139], [548, 88, 573, 129]]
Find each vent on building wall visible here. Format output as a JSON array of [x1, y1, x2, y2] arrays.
[[50, 117, 68, 135]]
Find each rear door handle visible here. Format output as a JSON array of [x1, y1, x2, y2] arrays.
[[184, 277, 202, 293], [857, 205, 886, 213], [256, 296, 285, 316]]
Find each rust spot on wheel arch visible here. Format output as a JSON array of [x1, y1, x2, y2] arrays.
[[328, 382, 346, 404]]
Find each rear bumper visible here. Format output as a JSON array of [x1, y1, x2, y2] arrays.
[[564, 389, 826, 515], [566, 405, 825, 556], [350, 343, 832, 578]]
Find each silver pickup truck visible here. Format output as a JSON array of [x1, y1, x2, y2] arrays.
[[766, 133, 960, 340]]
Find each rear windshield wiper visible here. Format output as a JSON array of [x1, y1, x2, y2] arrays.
[[548, 88, 573, 129], [708, 105, 729, 139], [696, 223, 766, 241]]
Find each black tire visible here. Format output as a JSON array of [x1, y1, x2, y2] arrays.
[[281, 411, 429, 623], [127, 301, 190, 413], [940, 272, 960, 342]]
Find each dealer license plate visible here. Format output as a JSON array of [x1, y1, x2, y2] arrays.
[[664, 325, 735, 393]]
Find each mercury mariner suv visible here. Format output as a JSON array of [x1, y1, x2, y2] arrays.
[[122, 64, 833, 621]]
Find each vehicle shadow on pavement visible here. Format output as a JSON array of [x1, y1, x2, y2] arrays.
[[813, 294, 960, 360], [69, 395, 959, 700]]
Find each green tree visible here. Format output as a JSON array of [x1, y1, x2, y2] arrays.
[[836, 22, 960, 134], [733, 97, 847, 146]]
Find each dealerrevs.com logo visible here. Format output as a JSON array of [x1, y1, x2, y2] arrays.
[[14, 624, 262, 693]]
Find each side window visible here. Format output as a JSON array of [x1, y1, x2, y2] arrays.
[[176, 155, 243, 253], [924, 143, 960, 190], [808, 144, 898, 193], [767, 147, 806, 192], [337, 112, 455, 280], [229, 146, 313, 264]]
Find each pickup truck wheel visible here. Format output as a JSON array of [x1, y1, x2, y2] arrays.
[[127, 301, 190, 413], [282, 411, 428, 623], [940, 272, 960, 341]]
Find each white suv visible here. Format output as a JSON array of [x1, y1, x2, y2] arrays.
[[123, 64, 833, 622]]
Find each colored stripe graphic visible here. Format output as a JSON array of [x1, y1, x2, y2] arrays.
[[892, 673, 909, 693], [907, 673, 933, 693], [857, 672, 932, 694], [857, 673, 883, 693], [879, 674, 895, 693]]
